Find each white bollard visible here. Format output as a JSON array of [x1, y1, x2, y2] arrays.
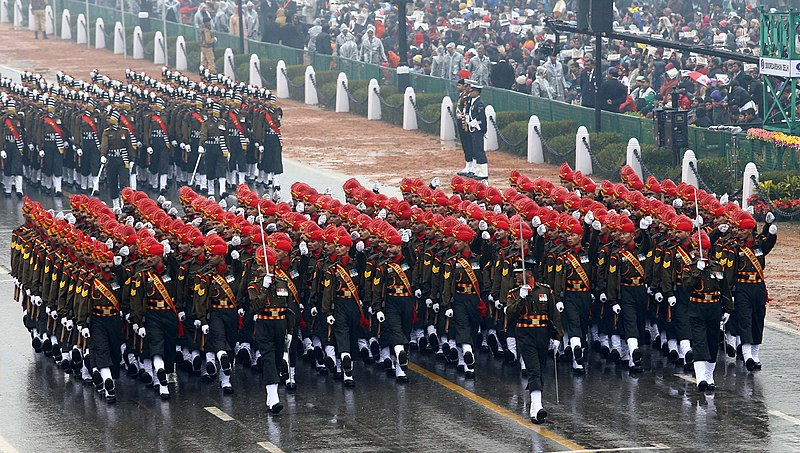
[[223, 48, 235, 80], [175, 35, 187, 69], [304, 66, 318, 105], [95, 18, 105, 49], [403, 86, 417, 130], [27, 5, 32, 31], [1, 0, 8, 24], [76, 13, 86, 44], [484, 105, 498, 151], [133, 26, 144, 59], [626, 138, 643, 180], [575, 126, 593, 175], [527, 115, 543, 164], [45, 5, 53, 34], [440, 96, 456, 141], [113, 21, 125, 54], [153, 31, 165, 64], [335, 72, 349, 113], [367, 78, 381, 120], [742, 162, 759, 211], [276, 60, 289, 99], [681, 149, 698, 188], [249, 54, 261, 87], [60, 9, 70, 40], [13, 0, 22, 28]]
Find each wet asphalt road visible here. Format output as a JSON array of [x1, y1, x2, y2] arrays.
[[0, 163, 799, 453]]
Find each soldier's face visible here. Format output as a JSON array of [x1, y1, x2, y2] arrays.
[[100, 259, 113, 273], [387, 244, 401, 257], [324, 242, 335, 255], [454, 239, 468, 252], [276, 249, 289, 262], [566, 232, 582, 247], [495, 229, 508, 242], [191, 244, 204, 257], [209, 254, 224, 266], [335, 244, 350, 257]]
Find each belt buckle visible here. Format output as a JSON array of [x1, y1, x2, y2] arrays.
[[749, 274, 756, 281]]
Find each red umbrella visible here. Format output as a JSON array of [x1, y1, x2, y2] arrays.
[[686, 71, 711, 86]]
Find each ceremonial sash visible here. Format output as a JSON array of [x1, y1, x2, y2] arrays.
[[228, 111, 245, 135], [5, 118, 21, 142], [149, 271, 183, 335], [211, 273, 236, 302], [94, 279, 120, 311], [335, 264, 363, 308], [151, 114, 169, 138], [120, 115, 135, 136], [676, 247, 692, 266], [456, 257, 482, 297], [43, 117, 63, 138], [619, 249, 645, 278], [264, 111, 282, 137], [81, 115, 98, 134], [565, 253, 591, 288], [191, 112, 205, 125], [387, 262, 413, 294], [276, 269, 300, 304], [741, 246, 764, 281]]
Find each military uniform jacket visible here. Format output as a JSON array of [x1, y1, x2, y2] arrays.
[[100, 126, 133, 161], [505, 283, 563, 338], [441, 250, 485, 310], [554, 244, 596, 300], [371, 255, 415, 313], [682, 259, 733, 312], [75, 273, 123, 323], [248, 272, 291, 318], [130, 265, 180, 325], [321, 255, 364, 316], [607, 237, 651, 305], [723, 226, 776, 287], [195, 264, 241, 321], [0, 113, 26, 154], [660, 242, 692, 299]]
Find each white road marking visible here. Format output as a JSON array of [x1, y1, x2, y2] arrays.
[[769, 410, 800, 426], [204, 406, 234, 421], [257, 441, 286, 452], [672, 373, 697, 384], [0, 266, 9, 275], [765, 319, 800, 337], [0, 434, 20, 453], [550, 444, 669, 453]]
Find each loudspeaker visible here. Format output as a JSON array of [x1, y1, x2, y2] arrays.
[[665, 110, 688, 149], [577, 0, 590, 31], [590, 0, 614, 34]]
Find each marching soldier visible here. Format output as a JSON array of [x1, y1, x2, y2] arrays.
[[199, 102, 230, 198], [142, 98, 172, 194], [659, 215, 695, 370], [225, 93, 250, 186], [73, 99, 101, 194], [0, 99, 26, 197], [40, 97, 66, 196], [99, 110, 133, 212]]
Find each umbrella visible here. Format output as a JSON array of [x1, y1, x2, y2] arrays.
[[686, 71, 712, 86]]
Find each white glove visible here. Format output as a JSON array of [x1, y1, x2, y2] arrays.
[[230, 235, 241, 246], [647, 286, 654, 295], [585, 210, 594, 224], [138, 327, 147, 338], [263, 274, 272, 288], [600, 293, 607, 303], [668, 296, 677, 307], [426, 298, 433, 308], [327, 315, 335, 325], [672, 198, 683, 209], [376, 311, 385, 323], [201, 324, 209, 335], [655, 292, 664, 303], [481, 231, 491, 240], [356, 202, 367, 212], [694, 216, 704, 227], [377, 208, 387, 220], [445, 309, 453, 318], [191, 218, 203, 227], [65, 319, 73, 331], [592, 220, 602, 231], [458, 216, 467, 224], [310, 307, 318, 317], [350, 231, 360, 241], [430, 177, 440, 188], [317, 214, 327, 226], [765, 212, 775, 224], [231, 250, 240, 260], [612, 304, 621, 314], [572, 210, 581, 220], [371, 181, 381, 193], [745, 205, 754, 215], [415, 289, 423, 299], [38, 149, 45, 158], [495, 299, 503, 310], [125, 216, 134, 226], [81, 327, 90, 338], [493, 204, 502, 214], [146, 146, 153, 155], [171, 140, 178, 147], [478, 220, 488, 231], [718, 223, 729, 233], [769, 224, 777, 235], [218, 199, 228, 209], [168, 207, 178, 216], [266, 223, 277, 233], [696, 259, 706, 271], [45, 306, 51, 316], [194, 319, 201, 328], [50, 309, 58, 319], [299, 241, 309, 256], [720, 193, 729, 205], [355, 241, 365, 253], [552, 339, 561, 352], [531, 216, 541, 228], [197, 145, 205, 155], [296, 202, 305, 213], [162, 242, 172, 256], [100, 155, 107, 164], [537, 224, 547, 237], [639, 217, 650, 230], [401, 230, 411, 243], [0, 151, 6, 159], [432, 303, 440, 313], [519, 285, 530, 298], [113, 255, 122, 266], [556, 301, 565, 312], [175, 311, 184, 321], [76, 148, 83, 157], [237, 308, 245, 317], [246, 215, 255, 224], [721, 312, 730, 325]]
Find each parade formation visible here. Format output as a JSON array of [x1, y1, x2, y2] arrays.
[[7, 64, 778, 422]]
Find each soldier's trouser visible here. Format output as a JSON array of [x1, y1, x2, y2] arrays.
[[256, 318, 286, 384], [33, 10, 45, 32], [620, 285, 647, 341], [667, 286, 691, 341], [562, 290, 591, 340], [734, 282, 766, 345], [208, 308, 238, 353], [333, 298, 361, 355], [90, 315, 122, 375], [144, 309, 178, 372], [517, 327, 550, 391], [383, 295, 414, 347], [689, 301, 721, 363], [42, 143, 63, 177], [470, 132, 487, 165], [453, 294, 480, 346], [201, 47, 216, 72], [106, 157, 128, 200], [458, 127, 473, 162]]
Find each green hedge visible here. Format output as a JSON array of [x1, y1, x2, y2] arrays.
[[495, 111, 530, 130], [499, 121, 528, 156]]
